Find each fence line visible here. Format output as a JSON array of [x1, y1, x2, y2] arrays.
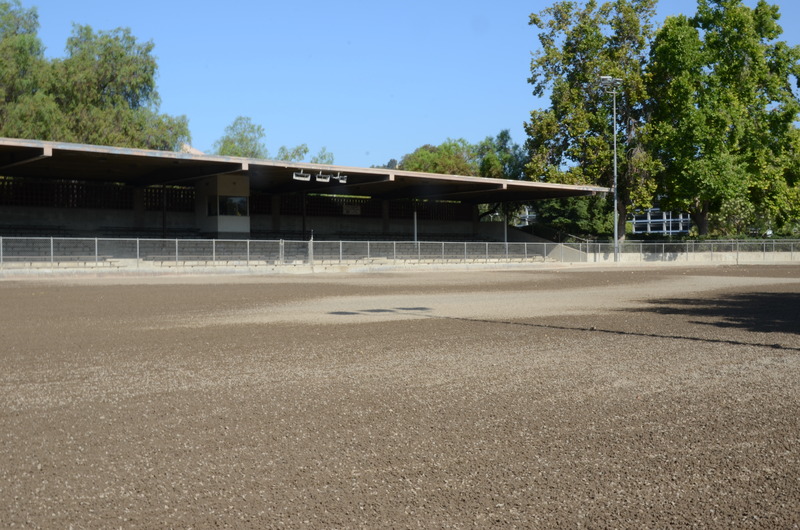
[[0, 237, 798, 270]]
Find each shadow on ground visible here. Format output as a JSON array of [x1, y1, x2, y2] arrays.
[[636, 292, 800, 335], [327, 296, 800, 352]]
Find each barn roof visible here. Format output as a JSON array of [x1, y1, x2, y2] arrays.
[[0, 137, 608, 204]]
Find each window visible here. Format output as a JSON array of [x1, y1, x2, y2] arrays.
[[208, 196, 248, 216]]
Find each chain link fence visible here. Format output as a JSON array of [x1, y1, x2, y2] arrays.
[[0, 237, 798, 270]]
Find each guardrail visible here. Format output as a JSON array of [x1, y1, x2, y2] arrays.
[[577, 239, 799, 264], [0, 237, 797, 270]]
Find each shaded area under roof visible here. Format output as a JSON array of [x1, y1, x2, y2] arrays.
[[0, 138, 608, 204]]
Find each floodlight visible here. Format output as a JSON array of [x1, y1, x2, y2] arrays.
[[599, 76, 622, 88], [293, 171, 311, 181], [315, 172, 331, 183]]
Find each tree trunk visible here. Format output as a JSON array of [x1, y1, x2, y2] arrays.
[[617, 202, 627, 242], [691, 203, 710, 236]]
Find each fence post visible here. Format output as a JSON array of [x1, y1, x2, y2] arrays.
[[339, 240, 343, 264], [308, 239, 314, 266], [0, 236, 3, 267], [212, 239, 216, 263], [50, 237, 54, 265], [247, 240, 250, 265], [279, 239, 284, 264], [175, 238, 179, 264], [136, 238, 140, 268], [95, 238, 99, 263]]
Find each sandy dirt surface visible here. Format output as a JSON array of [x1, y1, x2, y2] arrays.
[[1, 264, 799, 528]]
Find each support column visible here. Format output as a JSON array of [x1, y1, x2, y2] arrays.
[[271, 194, 282, 232], [382, 200, 390, 235], [133, 187, 145, 229]]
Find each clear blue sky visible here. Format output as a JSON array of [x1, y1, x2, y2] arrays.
[[27, 0, 800, 168]]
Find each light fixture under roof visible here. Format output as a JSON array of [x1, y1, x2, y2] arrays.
[[315, 172, 330, 183], [292, 171, 311, 181]]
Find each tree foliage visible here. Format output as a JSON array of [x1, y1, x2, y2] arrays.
[[0, 2, 190, 150], [526, 0, 660, 240], [399, 138, 478, 175], [213, 116, 268, 158], [646, 0, 800, 235], [527, 0, 800, 238], [397, 133, 525, 179], [397, 132, 527, 219], [276, 144, 309, 162], [213, 115, 334, 164], [309, 146, 334, 165], [476, 130, 526, 181]]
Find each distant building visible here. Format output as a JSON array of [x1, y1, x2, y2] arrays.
[[630, 208, 691, 236]]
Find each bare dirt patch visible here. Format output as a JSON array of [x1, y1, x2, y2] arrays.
[[1, 265, 799, 527]]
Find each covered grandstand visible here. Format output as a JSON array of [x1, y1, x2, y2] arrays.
[[0, 137, 608, 240]]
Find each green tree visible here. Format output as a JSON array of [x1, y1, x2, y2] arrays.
[[49, 25, 189, 150], [276, 144, 309, 162], [214, 116, 268, 158], [0, 0, 43, 103], [399, 138, 478, 175], [0, 0, 68, 140], [534, 196, 612, 238], [476, 130, 526, 181], [646, 0, 800, 235], [526, 0, 660, 240], [475, 130, 528, 221], [309, 146, 334, 165], [0, 8, 190, 151]]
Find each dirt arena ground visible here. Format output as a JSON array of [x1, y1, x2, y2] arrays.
[[1, 264, 798, 528]]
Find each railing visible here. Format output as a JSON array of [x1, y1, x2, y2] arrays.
[[576, 239, 800, 264], [0, 237, 798, 270]]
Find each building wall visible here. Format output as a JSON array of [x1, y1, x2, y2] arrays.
[[0, 205, 197, 237], [250, 214, 478, 240]]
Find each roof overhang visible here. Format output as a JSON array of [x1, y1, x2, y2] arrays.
[[0, 138, 608, 204]]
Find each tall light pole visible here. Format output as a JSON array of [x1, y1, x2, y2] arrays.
[[600, 75, 622, 262]]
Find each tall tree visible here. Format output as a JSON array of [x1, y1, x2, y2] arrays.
[[399, 138, 478, 175], [476, 130, 526, 181], [526, 0, 660, 240], [214, 116, 334, 163], [0, 0, 43, 103], [647, 0, 800, 235], [213, 116, 269, 158], [475, 130, 528, 220], [0, 8, 190, 151], [309, 146, 334, 165], [49, 25, 189, 151], [0, 0, 68, 141], [276, 144, 308, 162]]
